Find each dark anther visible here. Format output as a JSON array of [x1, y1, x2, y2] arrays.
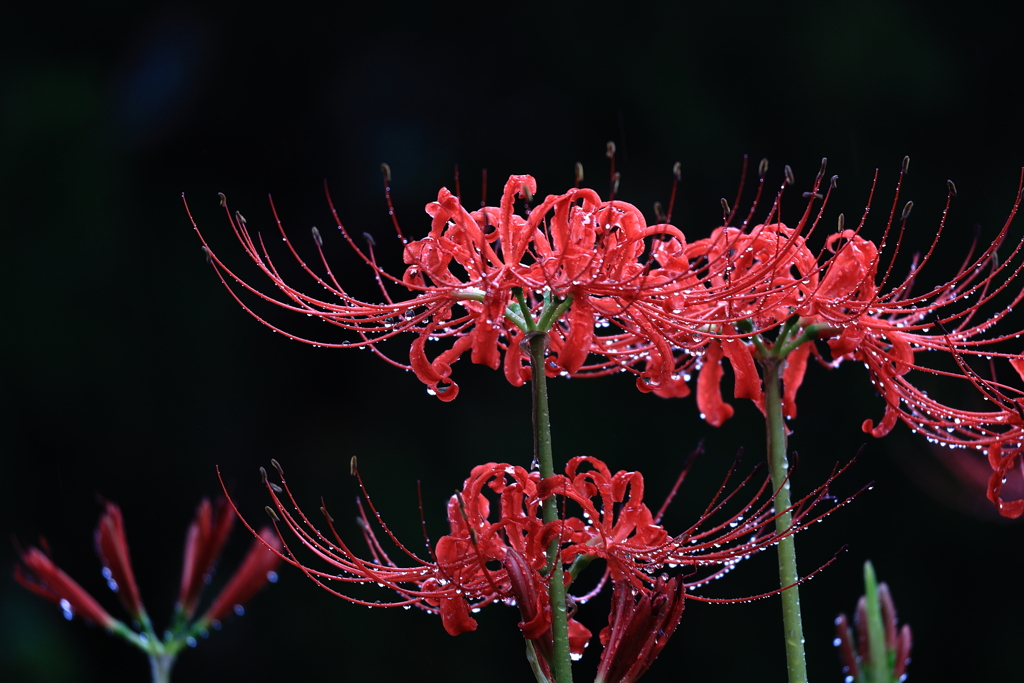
[[606, 141, 616, 158], [721, 198, 731, 215], [235, 211, 246, 226], [380, 163, 392, 183], [901, 201, 914, 221], [202, 246, 213, 264], [363, 232, 376, 247], [350, 456, 358, 476], [320, 505, 334, 523], [520, 184, 533, 204], [271, 459, 284, 476], [575, 162, 584, 184], [269, 483, 283, 493], [947, 180, 957, 197], [902, 156, 910, 173], [802, 192, 824, 200], [265, 506, 280, 522], [312, 226, 323, 247], [654, 201, 667, 223], [831, 175, 839, 189], [673, 161, 682, 181], [758, 158, 769, 179], [784, 165, 795, 186], [218, 192, 227, 207], [611, 172, 621, 196], [818, 157, 827, 178], [837, 213, 845, 231], [260, 466, 268, 483]]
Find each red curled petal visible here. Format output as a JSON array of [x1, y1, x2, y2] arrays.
[[503, 329, 531, 387], [652, 375, 691, 399], [720, 338, 763, 404], [568, 618, 592, 657], [554, 297, 594, 376], [439, 593, 478, 636], [782, 342, 811, 419], [696, 341, 734, 427]]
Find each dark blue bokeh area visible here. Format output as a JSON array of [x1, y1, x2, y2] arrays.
[[3, 2, 1022, 681]]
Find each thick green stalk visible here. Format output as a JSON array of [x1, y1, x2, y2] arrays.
[[763, 356, 808, 683], [528, 332, 574, 683], [148, 653, 175, 683]]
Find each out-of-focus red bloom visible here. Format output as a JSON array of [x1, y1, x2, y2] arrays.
[[242, 454, 852, 679], [14, 498, 281, 647], [188, 173, 687, 400], [94, 501, 146, 619], [595, 575, 686, 683], [835, 577, 912, 683], [177, 497, 235, 619], [201, 527, 282, 626], [14, 545, 119, 630]]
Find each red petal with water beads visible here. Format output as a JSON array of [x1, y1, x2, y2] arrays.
[[719, 337, 764, 412], [178, 497, 235, 619], [551, 297, 595, 376], [189, 170, 697, 401], [782, 340, 810, 419], [986, 442, 1024, 519], [696, 340, 734, 427], [94, 502, 146, 620], [14, 546, 118, 630], [235, 451, 854, 677], [201, 527, 282, 626], [503, 328, 531, 387], [595, 575, 686, 683]]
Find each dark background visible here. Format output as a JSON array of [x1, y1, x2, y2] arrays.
[[3, 2, 1022, 681]]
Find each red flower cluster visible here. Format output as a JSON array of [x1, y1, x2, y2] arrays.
[[638, 160, 1024, 518], [15, 498, 281, 648], [191, 159, 1024, 517], [190, 174, 686, 401], [241, 455, 850, 682]]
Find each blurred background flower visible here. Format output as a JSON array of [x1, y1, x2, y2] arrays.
[[3, 1, 1022, 681]]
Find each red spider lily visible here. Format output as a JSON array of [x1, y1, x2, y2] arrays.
[[235, 453, 854, 681], [187, 172, 689, 401], [629, 159, 838, 410], [639, 158, 1024, 517], [14, 498, 281, 665], [794, 166, 1024, 518]]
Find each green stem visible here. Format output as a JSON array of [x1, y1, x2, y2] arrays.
[[148, 653, 176, 683], [863, 561, 888, 683], [763, 356, 808, 683], [528, 332, 574, 683]]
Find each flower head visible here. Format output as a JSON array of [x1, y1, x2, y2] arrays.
[[189, 172, 687, 400], [633, 157, 1024, 517], [14, 497, 281, 676], [240, 453, 853, 681]]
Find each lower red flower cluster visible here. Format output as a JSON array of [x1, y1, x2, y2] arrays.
[[243, 456, 851, 683]]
